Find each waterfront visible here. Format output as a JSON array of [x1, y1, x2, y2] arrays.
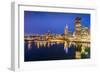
[[24, 40, 90, 61], [24, 11, 90, 61]]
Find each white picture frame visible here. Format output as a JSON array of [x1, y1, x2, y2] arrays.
[[11, 1, 97, 71]]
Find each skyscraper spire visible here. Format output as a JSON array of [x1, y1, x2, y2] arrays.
[[64, 24, 68, 37], [65, 24, 68, 29]]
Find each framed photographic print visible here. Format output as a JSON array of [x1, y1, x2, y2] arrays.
[[11, 1, 96, 71]]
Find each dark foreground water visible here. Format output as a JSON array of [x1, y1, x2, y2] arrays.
[[24, 42, 90, 62]]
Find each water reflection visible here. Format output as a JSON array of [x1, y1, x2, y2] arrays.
[[64, 48, 68, 54], [28, 41, 65, 49], [64, 41, 68, 54], [27, 41, 32, 50], [25, 40, 90, 61]]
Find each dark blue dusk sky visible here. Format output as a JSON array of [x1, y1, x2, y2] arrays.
[[24, 11, 90, 34]]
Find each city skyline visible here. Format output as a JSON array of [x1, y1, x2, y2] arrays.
[[24, 11, 90, 35], [24, 11, 90, 61]]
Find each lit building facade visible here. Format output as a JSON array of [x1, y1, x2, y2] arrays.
[[25, 17, 90, 48], [74, 17, 82, 37]]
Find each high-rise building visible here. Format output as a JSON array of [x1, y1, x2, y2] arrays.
[[81, 27, 90, 40], [64, 24, 68, 38], [74, 17, 82, 37]]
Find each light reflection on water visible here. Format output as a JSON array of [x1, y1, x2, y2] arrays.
[[64, 48, 68, 54], [24, 41, 90, 61], [27, 41, 70, 54], [27, 41, 68, 49]]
